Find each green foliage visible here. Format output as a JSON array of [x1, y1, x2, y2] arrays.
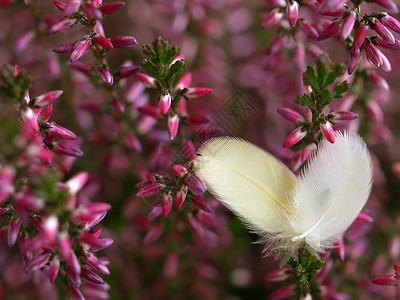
[[288, 247, 326, 298], [295, 55, 350, 113], [142, 37, 186, 88], [0, 64, 33, 104]]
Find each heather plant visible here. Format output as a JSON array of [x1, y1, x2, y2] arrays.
[[0, 0, 400, 299]]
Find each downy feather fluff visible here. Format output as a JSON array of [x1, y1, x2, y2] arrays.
[[194, 131, 372, 257]]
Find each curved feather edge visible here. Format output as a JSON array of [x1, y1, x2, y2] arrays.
[[193, 137, 298, 234], [271, 131, 373, 256]]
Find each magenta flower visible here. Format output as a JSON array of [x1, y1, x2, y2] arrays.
[[282, 126, 307, 148], [286, 1, 299, 28], [372, 264, 400, 286]]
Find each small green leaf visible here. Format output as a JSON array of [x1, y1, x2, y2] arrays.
[[303, 65, 319, 92], [325, 64, 345, 86], [295, 94, 315, 110], [333, 81, 350, 98], [142, 59, 159, 78], [169, 60, 186, 80], [319, 89, 333, 107]]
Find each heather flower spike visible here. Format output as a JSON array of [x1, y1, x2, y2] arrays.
[[286, 1, 299, 28]]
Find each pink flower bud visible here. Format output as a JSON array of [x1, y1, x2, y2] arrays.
[[189, 195, 211, 212], [301, 143, 316, 163], [184, 87, 213, 99], [376, 48, 391, 72], [372, 275, 398, 286], [53, 43, 77, 54], [99, 65, 113, 86], [82, 252, 110, 275], [159, 92, 171, 114], [46, 54, 61, 78], [0, 166, 15, 203], [381, 14, 400, 34], [136, 182, 163, 198], [163, 252, 179, 277], [368, 72, 389, 90], [147, 201, 162, 219], [352, 25, 369, 51], [123, 133, 142, 153], [167, 114, 179, 140], [53, 142, 84, 157], [261, 8, 283, 29], [366, 100, 383, 123], [264, 268, 291, 282], [334, 236, 345, 261], [43, 215, 58, 244], [268, 285, 295, 299], [301, 22, 319, 40], [53, 0, 67, 11], [34, 91, 63, 108], [371, 0, 399, 13], [15, 31, 35, 53], [143, 224, 163, 245], [187, 214, 204, 238], [286, 1, 299, 28], [172, 165, 188, 177], [293, 43, 305, 70], [68, 285, 84, 300], [46, 122, 77, 140], [116, 65, 140, 78], [81, 268, 105, 284], [99, 1, 125, 15], [111, 97, 125, 113], [282, 126, 306, 148], [73, 203, 111, 223], [92, 33, 113, 49], [79, 230, 113, 252], [341, 11, 356, 40], [377, 36, 400, 50], [48, 18, 76, 35], [13, 65, 20, 75], [67, 61, 92, 75], [355, 212, 374, 223], [330, 111, 358, 123], [175, 73, 192, 91], [319, 0, 347, 14], [277, 107, 304, 123], [305, 107, 312, 123], [395, 264, 400, 276], [8, 217, 20, 247], [138, 106, 159, 118], [347, 48, 362, 75], [320, 121, 335, 143], [24, 252, 51, 273], [372, 19, 395, 44], [110, 35, 138, 48], [162, 191, 173, 216], [186, 175, 207, 194], [317, 20, 341, 41], [65, 171, 88, 195], [186, 114, 210, 125], [135, 73, 158, 89], [82, 3, 102, 19], [50, 257, 60, 283], [182, 141, 196, 160], [175, 185, 188, 208], [266, 35, 285, 55], [170, 54, 185, 66], [364, 42, 382, 68], [70, 39, 91, 62]]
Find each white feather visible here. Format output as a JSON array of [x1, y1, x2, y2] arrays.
[[285, 131, 373, 251], [194, 131, 373, 257], [194, 137, 298, 233]]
